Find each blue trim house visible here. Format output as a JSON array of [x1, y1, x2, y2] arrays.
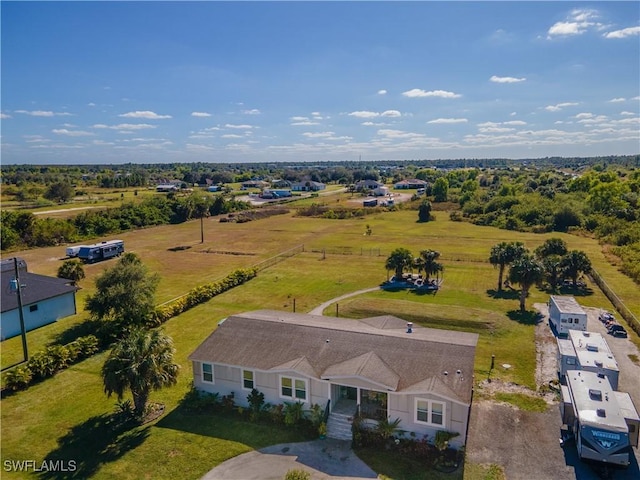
[[1, 258, 79, 341]]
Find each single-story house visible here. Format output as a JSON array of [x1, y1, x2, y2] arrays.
[[156, 183, 179, 192], [291, 181, 326, 192], [189, 310, 478, 446], [355, 180, 384, 191], [394, 179, 428, 189], [271, 179, 291, 188], [372, 186, 390, 197], [241, 180, 269, 189], [1, 258, 79, 341]]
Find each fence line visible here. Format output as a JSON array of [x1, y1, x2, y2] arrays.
[[307, 247, 487, 263], [158, 244, 305, 307], [589, 267, 640, 336]]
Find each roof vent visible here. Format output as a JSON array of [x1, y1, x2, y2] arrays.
[[583, 331, 590, 337], [443, 371, 448, 376], [407, 322, 413, 334], [589, 389, 603, 401], [456, 369, 462, 375], [586, 344, 598, 352], [597, 408, 606, 417], [595, 360, 603, 367]]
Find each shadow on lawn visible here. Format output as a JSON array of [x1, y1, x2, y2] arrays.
[[38, 414, 149, 480], [507, 310, 544, 325], [50, 319, 104, 346], [486, 288, 520, 300]]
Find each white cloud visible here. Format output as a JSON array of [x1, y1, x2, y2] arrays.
[[119, 111, 172, 119], [381, 110, 402, 117], [290, 116, 309, 121], [303, 131, 335, 138], [242, 109, 261, 115], [1, 113, 11, 119], [92, 123, 156, 130], [15, 110, 72, 117], [52, 129, 94, 137], [221, 134, 243, 139], [620, 111, 635, 116], [490, 75, 526, 83], [609, 98, 626, 103], [574, 113, 594, 119], [349, 111, 380, 118], [291, 121, 320, 126], [377, 129, 424, 139], [427, 118, 468, 124], [377, 89, 387, 95], [224, 124, 252, 129], [604, 26, 640, 39], [547, 9, 602, 38], [361, 121, 385, 126], [503, 120, 527, 126], [402, 89, 461, 98], [88, 102, 96, 107], [191, 112, 212, 117], [545, 102, 579, 112]]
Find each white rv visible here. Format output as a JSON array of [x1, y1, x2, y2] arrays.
[[548, 295, 587, 336], [561, 370, 639, 466], [557, 330, 619, 389]]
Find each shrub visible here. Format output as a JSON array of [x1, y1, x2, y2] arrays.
[[284, 401, 304, 426], [4, 366, 33, 391], [284, 469, 311, 480]]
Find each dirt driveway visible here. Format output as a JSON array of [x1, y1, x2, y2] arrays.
[[465, 303, 640, 480]]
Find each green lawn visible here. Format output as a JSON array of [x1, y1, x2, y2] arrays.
[[1, 208, 638, 479]]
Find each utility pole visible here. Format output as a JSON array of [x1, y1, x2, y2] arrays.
[[12, 258, 29, 362]]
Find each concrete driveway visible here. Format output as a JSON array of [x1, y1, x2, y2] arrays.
[[201, 439, 377, 480]]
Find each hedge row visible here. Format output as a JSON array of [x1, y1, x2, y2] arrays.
[[150, 268, 258, 326], [3, 268, 258, 393], [4, 335, 100, 391]]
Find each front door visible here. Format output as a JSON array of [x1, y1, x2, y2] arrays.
[[340, 386, 357, 401]]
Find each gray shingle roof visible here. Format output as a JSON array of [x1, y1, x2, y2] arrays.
[[189, 310, 478, 404], [1, 270, 78, 313]]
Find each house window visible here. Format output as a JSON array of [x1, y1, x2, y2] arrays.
[[202, 363, 214, 383], [280, 376, 307, 401], [243, 370, 254, 390], [415, 398, 446, 426], [29, 305, 38, 312]]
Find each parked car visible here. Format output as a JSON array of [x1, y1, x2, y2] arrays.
[[608, 324, 628, 338], [598, 311, 615, 323]]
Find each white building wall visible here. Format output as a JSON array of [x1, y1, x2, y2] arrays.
[[0, 293, 77, 340]]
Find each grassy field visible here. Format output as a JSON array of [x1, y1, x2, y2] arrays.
[[1, 207, 638, 479]]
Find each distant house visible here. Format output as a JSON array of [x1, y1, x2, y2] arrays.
[[372, 186, 390, 197], [271, 179, 291, 188], [394, 179, 428, 189], [291, 181, 326, 192], [0, 258, 79, 341], [156, 183, 179, 192], [241, 180, 269, 190], [189, 310, 478, 445], [355, 179, 384, 191]]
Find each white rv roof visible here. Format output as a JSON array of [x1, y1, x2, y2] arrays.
[[566, 370, 629, 432], [614, 391, 640, 422], [557, 338, 576, 357], [568, 330, 619, 372], [550, 295, 586, 315]]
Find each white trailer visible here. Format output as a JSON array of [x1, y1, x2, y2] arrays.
[[549, 295, 587, 336], [557, 331, 619, 389], [561, 370, 635, 467], [65, 245, 88, 258]]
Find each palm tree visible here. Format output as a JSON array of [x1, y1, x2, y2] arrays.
[[508, 253, 544, 312], [57, 259, 85, 285], [385, 248, 413, 281], [489, 241, 526, 291], [541, 254, 563, 291], [415, 249, 444, 283], [102, 328, 180, 416], [534, 238, 568, 259], [560, 250, 592, 287]]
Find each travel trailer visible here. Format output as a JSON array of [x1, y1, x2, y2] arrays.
[[77, 240, 124, 263], [549, 295, 587, 336]]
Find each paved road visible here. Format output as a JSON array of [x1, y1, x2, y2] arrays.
[[308, 287, 380, 316], [201, 439, 376, 480]]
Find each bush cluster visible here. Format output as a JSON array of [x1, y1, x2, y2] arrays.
[[151, 268, 257, 326], [4, 335, 99, 391]]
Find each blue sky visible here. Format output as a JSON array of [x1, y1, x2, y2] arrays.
[[1, 1, 639, 165]]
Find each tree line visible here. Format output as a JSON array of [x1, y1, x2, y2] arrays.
[[0, 193, 251, 251]]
